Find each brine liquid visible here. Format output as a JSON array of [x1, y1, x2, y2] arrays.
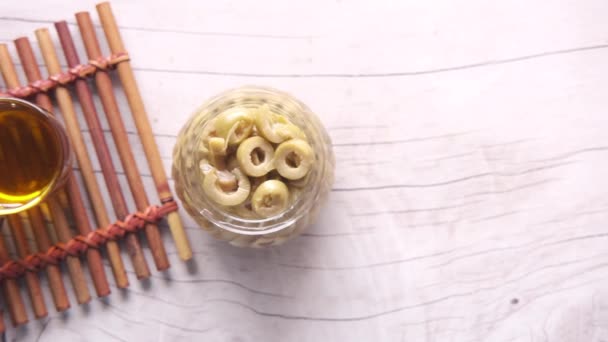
[[0, 106, 63, 212]]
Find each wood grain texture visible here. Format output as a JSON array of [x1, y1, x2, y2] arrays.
[[2, 0, 608, 340]]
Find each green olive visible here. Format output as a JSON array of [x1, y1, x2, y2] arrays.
[[203, 167, 250, 206], [254, 104, 304, 143], [215, 108, 254, 145], [251, 180, 290, 218], [274, 139, 314, 180], [236, 136, 275, 177], [208, 137, 227, 170], [215, 169, 238, 192]]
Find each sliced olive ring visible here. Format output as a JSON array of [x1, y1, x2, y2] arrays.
[[236, 136, 275, 177], [215, 108, 254, 145], [274, 139, 314, 180], [251, 180, 290, 218], [203, 167, 250, 206], [201, 160, 238, 192]]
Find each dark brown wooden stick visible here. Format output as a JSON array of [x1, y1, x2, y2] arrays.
[[0, 221, 27, 326], [76, 12, 170, 271], [0, 42, 69, 312], [97, 2, 192, 260], [35, 27, 129, 290], [6, 216, 48, 318], [65, 175, 112, 295], [55, 21, 151, 279]]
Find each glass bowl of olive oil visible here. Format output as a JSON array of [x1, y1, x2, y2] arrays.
[[0, 98, 72, 215]]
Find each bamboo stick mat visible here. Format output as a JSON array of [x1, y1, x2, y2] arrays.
[[0, 2, 192, 329]]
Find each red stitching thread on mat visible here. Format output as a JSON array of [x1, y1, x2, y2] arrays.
[[0, 52, 129, 99], [0, 199, 177, 281]]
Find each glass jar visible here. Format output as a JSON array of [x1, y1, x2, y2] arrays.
[[0, 97, 72, 215], [172, 86, 335, 247]]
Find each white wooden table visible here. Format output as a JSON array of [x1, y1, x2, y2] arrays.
[[2, 0, 608, 340]]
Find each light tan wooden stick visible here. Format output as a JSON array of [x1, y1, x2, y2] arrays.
[[0, 219, 28, 326], [97, 1, 192, 260], [5, 215, 48, 318]]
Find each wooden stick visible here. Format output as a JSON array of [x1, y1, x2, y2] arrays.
[[76, 12, 170, 271], [26, 209, 70, 311], [5, 216, 47, 318], [55, 21, 151, 279], [0, 43, 70, 312], [47, 200, 91, 304], [0, 308, 6, 334], [0, 220, 27, 326], [65, 175, 112, 296], [35, 28, 129, 289], [97, 2, 192, 261]]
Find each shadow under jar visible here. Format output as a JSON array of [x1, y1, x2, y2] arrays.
[[172, 87, 335, 247]]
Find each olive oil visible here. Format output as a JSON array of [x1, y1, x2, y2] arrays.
[[0, 99, 68, 215]]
